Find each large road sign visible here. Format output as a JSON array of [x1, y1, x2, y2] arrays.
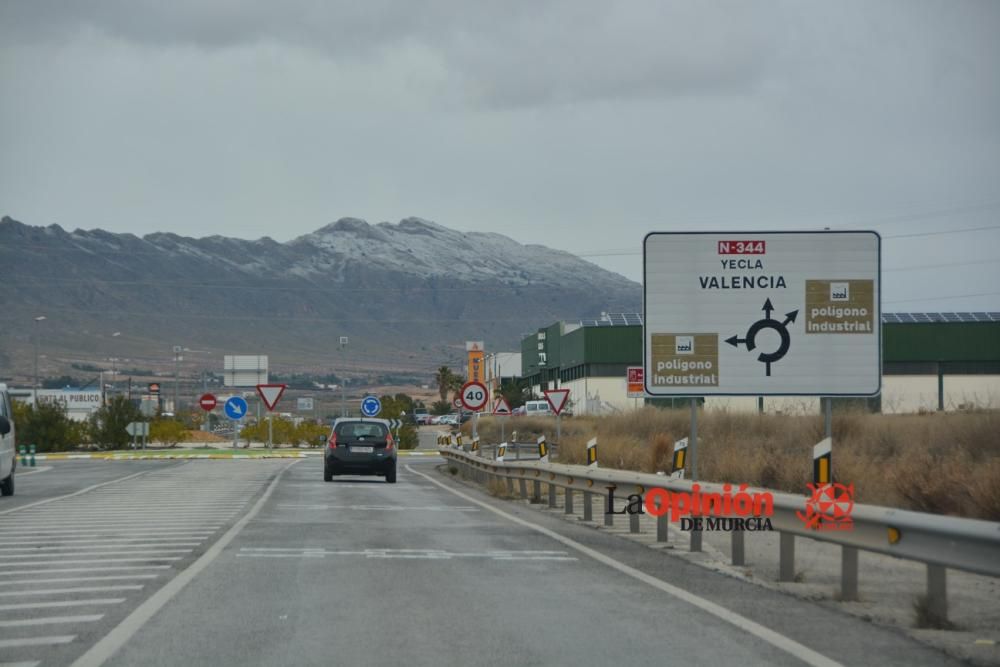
[[360, 396, 382, 417], [125, 422, 149, 437], [224, 396, 249, 420], [459, 381, 488, 411], [199, 393, 217, 411], [256, 384, 287, 411], [643, 231, 881, 396]]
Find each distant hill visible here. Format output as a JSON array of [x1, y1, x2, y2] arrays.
[[0, 216, 640, 382]]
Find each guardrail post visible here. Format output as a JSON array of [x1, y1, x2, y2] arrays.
[[629, 501, 641, 534], [689, 525, 702, 552], [532, 480, 541, 503], [604, 488, 614, 527], [927, 564, 947, 623], [779, 532, 795, 582], [519, 478, 528, 499], [565, 488, 574, 514], [506, 477, 514, 495], [731, 529, 745, 566], [841, 546, 859, 601], [583, 491, 593, 522], [548, 483, 557, 508], [656, 513, 669, 543]]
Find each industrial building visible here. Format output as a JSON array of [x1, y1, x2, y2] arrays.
[[519, 313, 1000, 415]]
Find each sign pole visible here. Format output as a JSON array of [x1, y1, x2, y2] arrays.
[[690, 397, 702, 552], [268, 414, 273, 451], [233, 419, 238, 450]]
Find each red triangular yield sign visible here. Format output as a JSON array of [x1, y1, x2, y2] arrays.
[[256, 384, 287, 411], [492, 397, 512, 415], [543, 389, 570, 415]]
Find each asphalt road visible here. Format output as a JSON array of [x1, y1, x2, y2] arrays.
[[0, 436, 963, 666]]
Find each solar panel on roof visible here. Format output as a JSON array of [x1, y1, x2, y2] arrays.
[[989, 313, 1000, 321]]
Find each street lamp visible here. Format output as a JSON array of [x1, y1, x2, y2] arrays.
[[33, 316, 46, 403]]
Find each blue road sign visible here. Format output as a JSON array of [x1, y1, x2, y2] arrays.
[[224, 396, 249, 420], [360, 395, 382, 418]]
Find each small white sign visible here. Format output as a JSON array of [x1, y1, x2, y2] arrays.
[[297, 397, 314, 411]]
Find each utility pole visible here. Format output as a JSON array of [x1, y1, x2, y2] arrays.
[[33, 316, 46, 403], [173, 345, 182, 414]]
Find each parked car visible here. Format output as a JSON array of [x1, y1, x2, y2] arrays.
[[525, 400, 554, 416], [414, 407, 430, 425], [512, 405, 526, 416], [429, 415, 444, 425], [324, 418, 396, 483], [438, 414, 459, 426], [0, 384, 15, 496]]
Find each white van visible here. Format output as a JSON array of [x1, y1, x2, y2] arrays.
[[0, 384, 16, 496], [524, 400, 553, 416]]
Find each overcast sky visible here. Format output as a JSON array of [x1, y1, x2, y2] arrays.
[[2, 1, 998, 311]]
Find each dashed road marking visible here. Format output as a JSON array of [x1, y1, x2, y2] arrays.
[[236, 547, 577, 561], [277, 504, 479, 512], [0, 615, 104, 628]]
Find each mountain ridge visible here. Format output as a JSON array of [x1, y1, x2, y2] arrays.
[[0, 215, 640, 380]]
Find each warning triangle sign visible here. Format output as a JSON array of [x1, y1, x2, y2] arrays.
[[492, 397, 512, 415], [256, 384, 287, 411], [543, 388, 571, 415]]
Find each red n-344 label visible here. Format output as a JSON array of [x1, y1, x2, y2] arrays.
[[718, 240, 766, 254]]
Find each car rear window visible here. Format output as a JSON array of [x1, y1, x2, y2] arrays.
[[335, 422, 388, 439]]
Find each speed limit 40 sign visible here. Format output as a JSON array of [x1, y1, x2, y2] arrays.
[[459, 381, 488, 412]]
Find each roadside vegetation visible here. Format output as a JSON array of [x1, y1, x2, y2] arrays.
[[467, 408, 1000, 521]]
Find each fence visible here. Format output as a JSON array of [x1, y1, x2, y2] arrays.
[[439, 446, 1000, 624]]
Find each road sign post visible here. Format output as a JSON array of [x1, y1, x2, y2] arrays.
[[256, 384, 287, 450], [224, 396, 249, 449], [543, 388, 570, 442], [643, 230, 881, 527]]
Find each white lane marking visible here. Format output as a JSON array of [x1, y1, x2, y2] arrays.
[[0, 544, 200, 552], [0, 521, 225, 529], [4, 575, 160, 585], [0, 598, 125, 611], [13, 466, 52, 476], [0, 585, 144, 597], [0, 566, 170, 577], [276, 504, 479, 512], [0, 527, 221, 535], [0, 661, 43, 667], [71, 460, 299, 667], [235, 547, 577, 561], [408, 465, 844, 667], [0, 636, 75, 649], [0, 614, 104, 628], [0, 535, 214, 545], [0, 471, 151, 516], [0, 557, 183, 567], [0, 550, 191, 560]]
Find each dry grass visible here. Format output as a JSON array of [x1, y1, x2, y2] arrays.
[[470, 409, 1000, 520]]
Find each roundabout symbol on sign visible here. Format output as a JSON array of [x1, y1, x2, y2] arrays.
[[725, 298, 799, 377], [360, 396, 382, 418], [459, 381, 488, 412]]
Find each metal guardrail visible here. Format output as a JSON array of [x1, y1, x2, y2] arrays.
[[440, 447, 1000, 623]]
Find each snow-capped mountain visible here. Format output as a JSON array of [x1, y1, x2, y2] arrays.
[[0, 215, 640, 375]]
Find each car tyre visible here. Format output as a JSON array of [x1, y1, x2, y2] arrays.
[[385, 465, 397, 484], [324, 464, 333, 482], [0, 471, 13, 496]]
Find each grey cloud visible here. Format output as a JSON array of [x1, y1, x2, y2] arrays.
[[0, 1, 777, 107]]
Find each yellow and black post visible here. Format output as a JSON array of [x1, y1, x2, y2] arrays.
[[586, 437, 598, 468], [497, 442, 507, 462], [471, 437, 480, 454], [537, 435, 549, 463], [671, 437, 688, 479], [813, 437, 832, 485]]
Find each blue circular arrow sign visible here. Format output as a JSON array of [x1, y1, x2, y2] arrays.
[[224, 396, 249, 420], [360, 395, 382, 417]]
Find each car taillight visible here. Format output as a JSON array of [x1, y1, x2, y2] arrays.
[[385, 434, 395, 451], [328, 433, 337, 449]]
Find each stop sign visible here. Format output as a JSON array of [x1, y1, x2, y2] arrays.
[[199, 393, 217, 412]]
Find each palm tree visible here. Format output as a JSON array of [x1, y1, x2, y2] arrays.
[[434, 366, 455, 400]]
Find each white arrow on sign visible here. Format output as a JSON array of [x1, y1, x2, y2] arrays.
[[256, 384, 287, 412], [389, 419, 402, 430]]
